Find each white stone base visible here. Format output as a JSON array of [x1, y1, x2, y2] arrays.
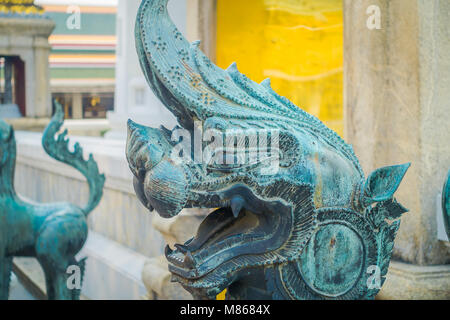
[[378, 260, 450, 300], [142, 256, 192, 300], [77, 231, 148, 300]]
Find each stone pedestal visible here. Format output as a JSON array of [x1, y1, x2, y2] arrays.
[[141, 209, 208, 300], [142, 256, 190, 300], [344, 0, 450, 299], [378, 261, 450, 300]]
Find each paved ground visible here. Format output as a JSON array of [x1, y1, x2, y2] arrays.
[[8, 272, 36, 300]]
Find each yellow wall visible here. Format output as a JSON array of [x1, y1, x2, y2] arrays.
[[216, 0, 344, 135]]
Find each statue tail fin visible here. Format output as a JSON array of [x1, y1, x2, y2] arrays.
[[42, 101, 105, 216]]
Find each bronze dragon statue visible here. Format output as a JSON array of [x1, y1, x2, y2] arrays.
[[0, 102, 105, 300], [126, 0, 410, 300]]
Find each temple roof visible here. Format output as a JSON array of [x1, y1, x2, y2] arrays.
[[0, 0, 45, 18]]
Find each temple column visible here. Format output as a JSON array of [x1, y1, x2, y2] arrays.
[[72, 93, 83, 120], [0, 2, 54, 125], [32, 36, 52, 118], [3, 56, 13, 104], [0, 56, 22, 118], [186, 0, 216, 61], [344, 0, 450, 299]]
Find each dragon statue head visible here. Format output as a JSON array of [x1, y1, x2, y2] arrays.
[[126, 0, 410, 300]]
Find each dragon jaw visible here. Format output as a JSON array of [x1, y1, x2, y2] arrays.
[[127, 119, 319, 298]]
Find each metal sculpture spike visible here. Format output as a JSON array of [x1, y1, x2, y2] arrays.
[[0, 102, 105, 300], [126, 0, 410, 300]]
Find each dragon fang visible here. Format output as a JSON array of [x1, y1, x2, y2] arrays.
[[126, 0, 410, 300]]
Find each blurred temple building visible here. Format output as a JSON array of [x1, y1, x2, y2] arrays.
[[40, 1, 117, 120], [0, 0, 54, 120]]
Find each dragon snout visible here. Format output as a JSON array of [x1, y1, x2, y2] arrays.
[[126, 119, 188, 218], [126, 119, 166, 179], [141, 159, 189, 218]]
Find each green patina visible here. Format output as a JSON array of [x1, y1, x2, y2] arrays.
[[0, 102, 105, 300], [125, 0, 411, 300]]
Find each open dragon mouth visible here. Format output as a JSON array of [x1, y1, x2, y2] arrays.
[[160, 180, 316, 298], [126, 119, 318, 298], [165, 203, 287, 298], [125, 118, 316, 297], [166, 205, 280, 279]]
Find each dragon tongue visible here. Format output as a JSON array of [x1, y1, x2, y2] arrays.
[[183, 208, 235, 252]]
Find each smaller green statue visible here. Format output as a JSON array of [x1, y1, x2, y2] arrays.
[[0, 102, 105, 300], [443, 171, 450, 240]]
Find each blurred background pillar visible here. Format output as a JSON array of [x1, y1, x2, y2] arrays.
[[344, 0, 450, 299], [0, 0, 54, 120], [186, 0, 216, 62], [106, 0, 186, 139], [3, 56, 13, 104]]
